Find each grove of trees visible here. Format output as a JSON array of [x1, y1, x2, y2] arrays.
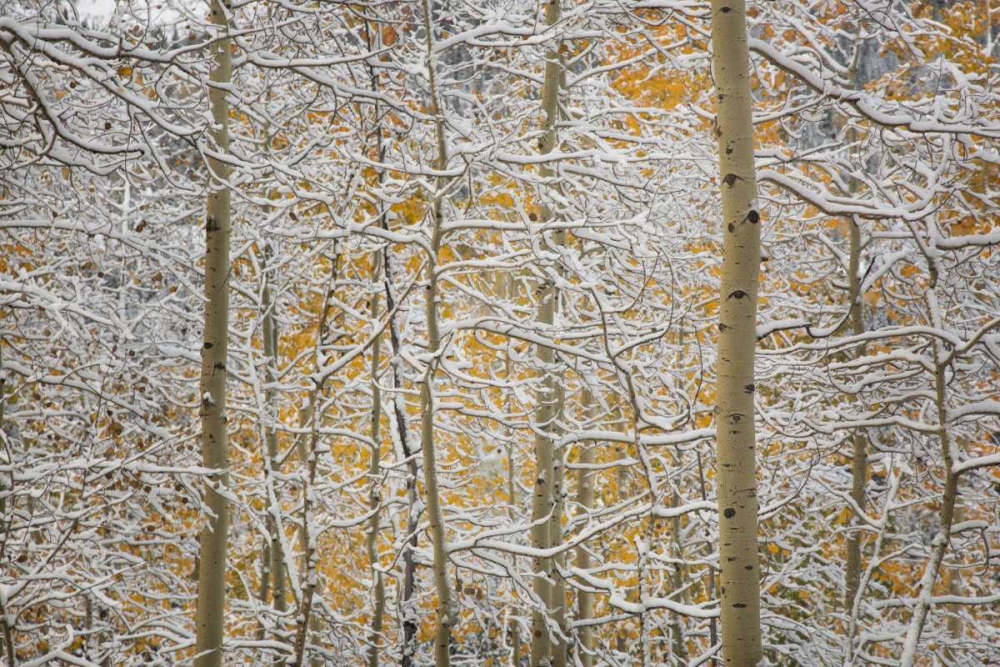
[[1, 0, 998, 665]]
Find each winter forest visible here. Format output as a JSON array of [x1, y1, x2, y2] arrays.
[[1, 0, 999, 664]]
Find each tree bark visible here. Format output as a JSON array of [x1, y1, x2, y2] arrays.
[[364, 27, 389, 665], [530, 2, 564, 665], [194, 1, 233, 664], [843, 215, 868, 611], [710, 0, 763, 663], [573, 412, 596, 667], [943, 498, 964, 665], [549, 392, 568, 667], [366, 252, 387, 667], [842, 37, 869, 612], [383, 245, 420, 667], [418, 0, 454, 661], [0, 343, 15, 666], [899, 273, 960, 667], [260, 245, 288, 624], [291, 256, 339, 667]]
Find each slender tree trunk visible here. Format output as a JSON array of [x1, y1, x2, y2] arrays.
[[899, 370, 958, 667], [397, 383, 420, 667], [710, 0, 763, 663], [383, 249, 420, 667], [943, 497, 964, 665], [419, 175, 453, 667], [419, 208, 453, 667], [257, 540, 271, 627], [363, 27, 389, 665], [417, 0, 455, 662], [573, 430, 596, 667], [900, 272, 960, 667], [842, 37, 869, 611], [358, 22, 412, 665], [260, 246, 288, 624], [291, 257, 339, 667], [530, 2, 564, 665], [366, 252, 387, 667], [549, 389, 568, 667], [194, 1, 232, 664], [504, 281, 524, 667], [842, 214, 867, 610], [670, 485, 687, 665], [372, 203, 420, 666], [0, 341, 15, 667]]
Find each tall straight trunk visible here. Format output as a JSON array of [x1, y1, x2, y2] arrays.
[[365, 258, 387, 667], [549, 384, 568, 667], [418, 0, 454, 661], [573, 402, 596, 667], [530, 2, 564, 665], [943, 497, 964, 665], [502, 277, 523, 667], [899, 366, 958, 667], [194, 1, 233, 664], [363, 261, 386, 643], [291, 256, 339, 667], [670, 484, 687, 664], [844, 218, 868, 612], [710, 0, 763, 664], [363, 26, 389, 665], [0, 343, 15, 667], [842, 41, 868, 612], [260, 246, 288, 622], [419, 160, 453, 667], [842, 215, 867, 610], [367, 186, 420, 665], [381, 233, 420, 667], [899, 272, 960, 667], [419, 190, 453, 667], [258, 57, 288, 634]]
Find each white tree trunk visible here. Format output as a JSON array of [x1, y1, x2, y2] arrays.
[[530, 2, 564, 665], [900, 274, 960, 667], [418, 0, 454, 661], [260, 245, 288, 624], [194, 1, 233, 664], [710, 0, 763, 663]]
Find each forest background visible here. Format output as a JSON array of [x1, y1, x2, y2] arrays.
[[0, 0, 998, 665]]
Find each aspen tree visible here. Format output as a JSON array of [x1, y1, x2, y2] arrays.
[[573, 435, 595, 667], [193, 0, 233, 664], [548, 380, 568, 667], [260, 245, 288, 620], [842, 41, 868, 612], [418, 0, 454, 661], [291, 256, 339, 667], [366, 255, 387, 667], [364, 24, 388, 665], [383, 233, 420, 667], [842, 218, 867, 612], [258, 48, 288, 632], [356, 19, 419, 661], [899, 266, 961, 667], [568, 388, 600, 667], [530, 2, 564, 665], [365, 70, 386, 667], [0, 344, 13, 667], [710, 0, 763, 663], [365, 129, 390, 667], [501, 273, 523, 667], [670, 484, 687, 663], [943, 495, 964, 665]]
